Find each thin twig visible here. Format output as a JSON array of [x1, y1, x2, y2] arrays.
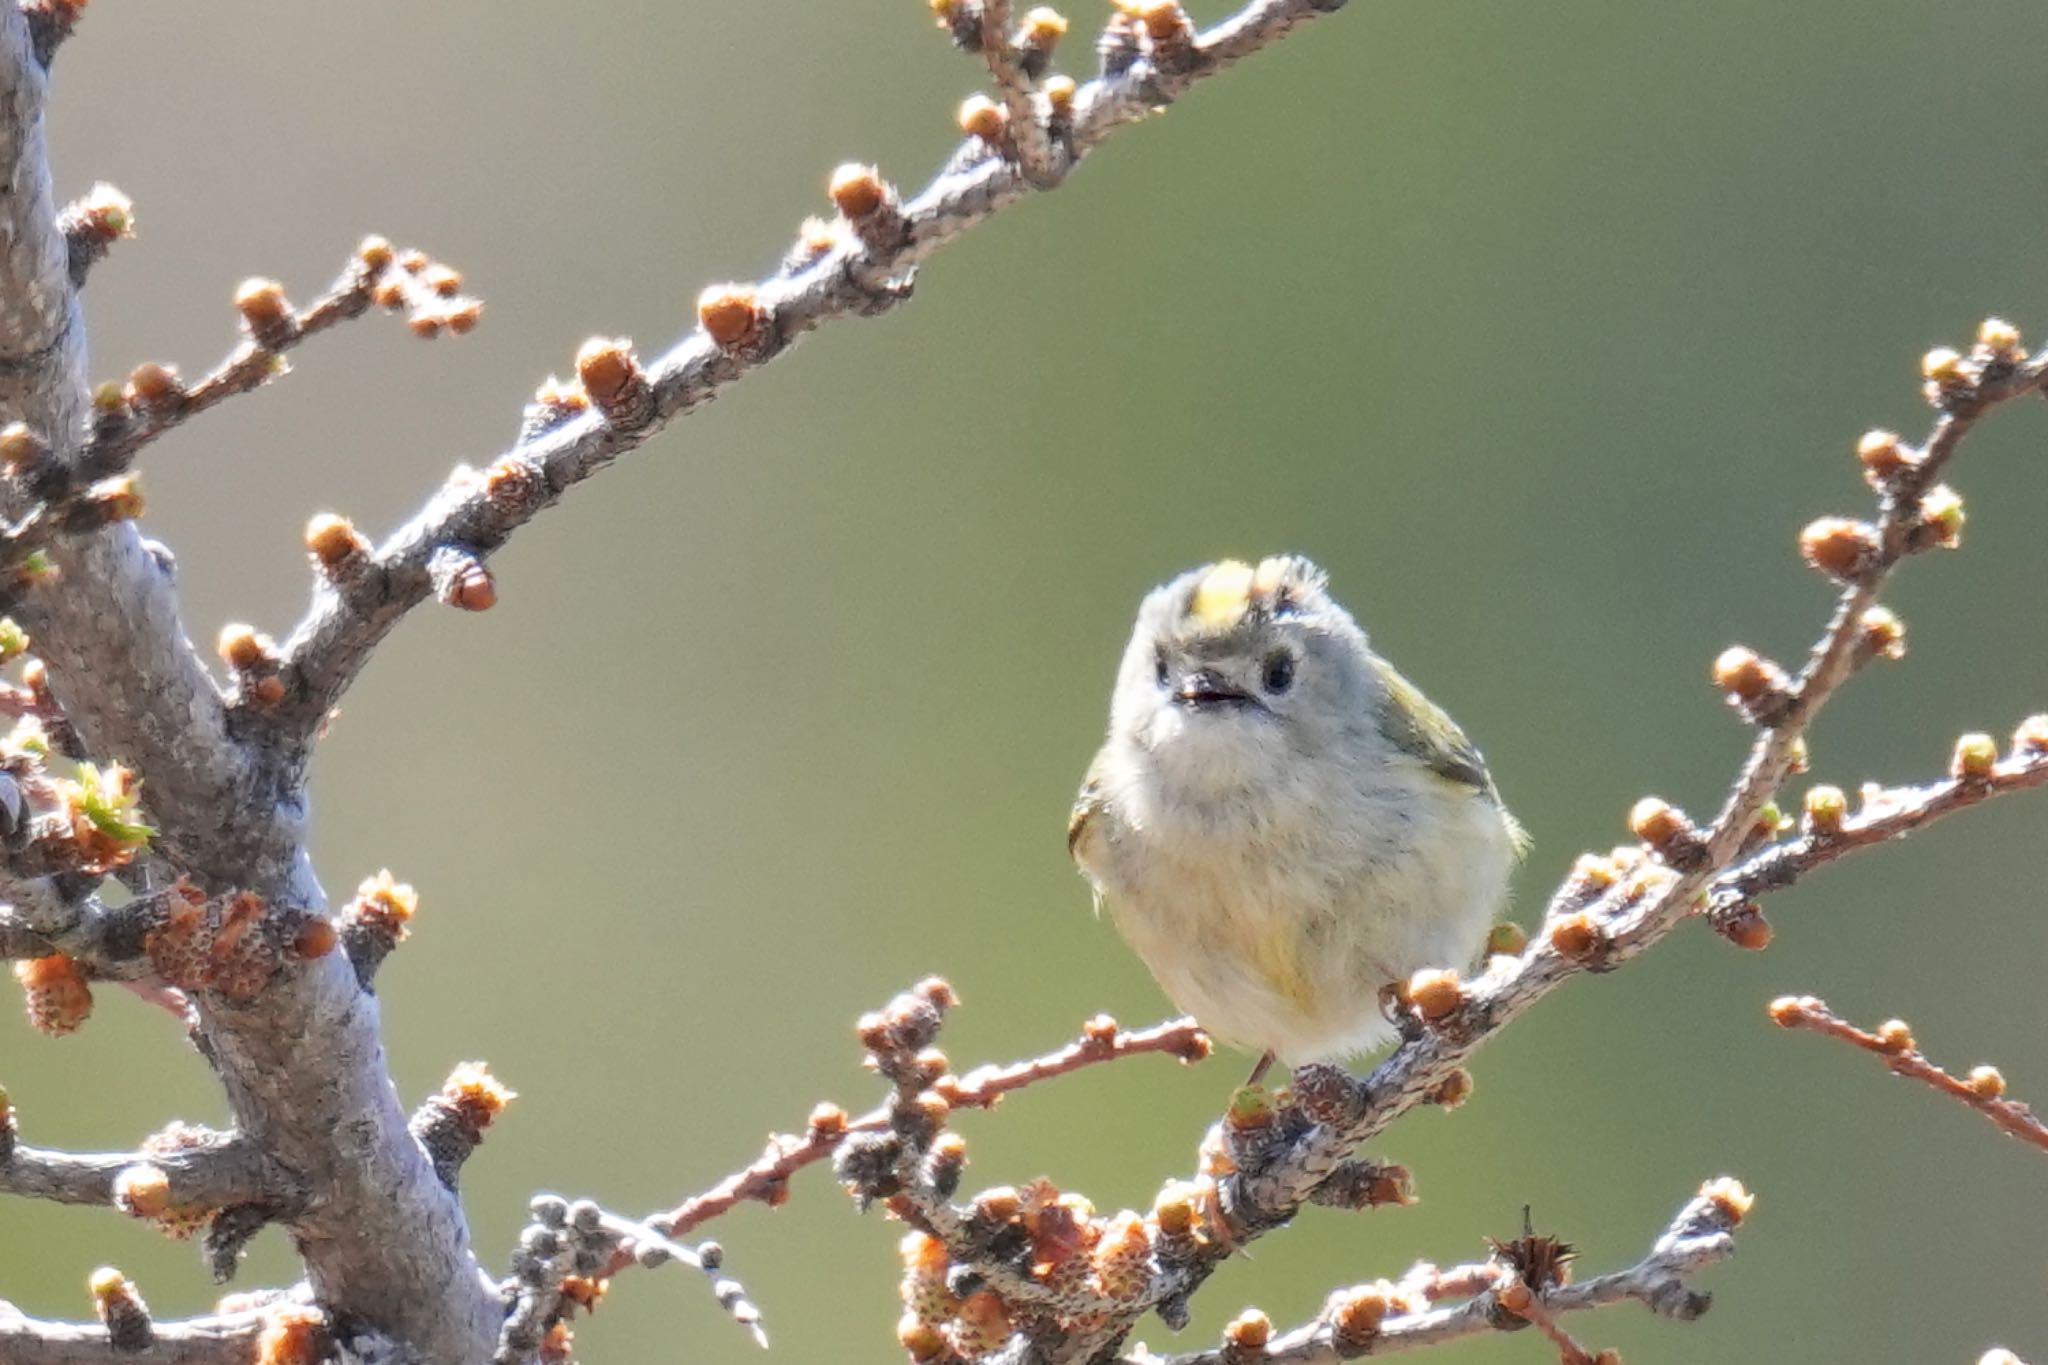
[[1770, 996, 2048, 1153], [1711, 750, 2048, 912], [976, 0, 1060, 186], [649, 1015, 1208, 1238], [266, 0, 1354, 773], [80, 245, 478, 475], [1136, 1181, 1745, 1364]]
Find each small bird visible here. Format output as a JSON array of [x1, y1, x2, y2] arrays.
[[1069, 556, 1524, 1081]]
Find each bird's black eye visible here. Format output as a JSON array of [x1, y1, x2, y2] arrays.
[[1154, 649, 1170, 688], [1262, 652, 1295, 694]]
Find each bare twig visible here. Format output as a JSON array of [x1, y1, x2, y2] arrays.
[[1711, 741, 2048, 916], [265, 0, 1355, 774], [498, 1196, 763, 1365], [974, 0, 1061, 186], [80, 242, 479, 476], [1769, 996, 2048, 1153], [1135, 1181, 1746, 1364], [648, 1014, 1208, 1239]]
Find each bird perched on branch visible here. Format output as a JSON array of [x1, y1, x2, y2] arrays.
[[1069, 556, 1525, 1082]]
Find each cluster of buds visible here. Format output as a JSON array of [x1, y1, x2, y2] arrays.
[[411, 1061, 517, 1191], [834, 979, 960, 1207], [1920, 316, 2030, 409], [0, 421, 146, 564], [144, 883, 331, 1001], [357, 236, 484, 339], [218, 623, 285, 708], [337, 869, 418, 989], [1103, 0, 1196, 72]]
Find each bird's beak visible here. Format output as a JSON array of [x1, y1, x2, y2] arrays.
[[1174, 668, 1253, 708]]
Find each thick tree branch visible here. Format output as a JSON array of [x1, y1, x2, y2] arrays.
[[0, 11, 285, 896], [0, 1307, 267, 1365], [0, 1130, 278, 1209]]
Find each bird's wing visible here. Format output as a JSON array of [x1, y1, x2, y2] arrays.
[[1372, 657, 1532, 857], [1067, 763, 1105, 863]]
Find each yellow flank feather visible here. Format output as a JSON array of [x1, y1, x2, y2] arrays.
[[1246, 901, 1318, 1012], [1190, 560, 1256, 628]]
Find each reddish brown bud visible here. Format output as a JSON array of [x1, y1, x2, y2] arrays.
[[1799, 516, 1881, 584], [1855, 428, 1911, 484], [697, 284, 766, 351], [1767, 994, 1815, 1026], [291, 916, 338, 960], [1699, 1176, 1754, 1223], [234, 278, 296, 350], [957, 94, 1006, 144], [125, 361, 184, 412], [1547, 913, 1605, 964], [1716, 907, 1772, 950], [1875, 1019, 1915, 1053], [305, 513, 370, 572], [1709, 646, 1792, 714], [1326, 1285, 1390, 1348], [216, 623, 275, 673], [1405, 968, 1465, 1023], [575, 337, 653, 430], [111, 1163, 172, 1218], [1223, 1309, 1272, 1361], [357, 235, 396, 273], [1968, 1065, 2007, 1100], [1426, 1067, 1473, 1109], [829, 163, 888, 220], [1130, 0, 1189, 40]]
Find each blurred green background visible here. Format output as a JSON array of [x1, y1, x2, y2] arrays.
[[5, 2, 2047, 1361]]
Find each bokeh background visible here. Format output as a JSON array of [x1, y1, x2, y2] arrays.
[[5, 2, 2048, 1361]]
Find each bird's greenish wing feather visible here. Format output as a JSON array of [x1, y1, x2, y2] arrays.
[[1067, 761, 1105, 862], [1372, 657, 1495, 796]]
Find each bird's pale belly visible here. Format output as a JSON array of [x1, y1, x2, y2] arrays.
[[1091, 799, 1509, 1065]]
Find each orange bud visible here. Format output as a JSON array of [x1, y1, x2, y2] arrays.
[[829, 163, 887, 220]]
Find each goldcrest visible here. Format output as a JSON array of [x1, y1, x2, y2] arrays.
[[1069, 556, 1524, 1074]]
